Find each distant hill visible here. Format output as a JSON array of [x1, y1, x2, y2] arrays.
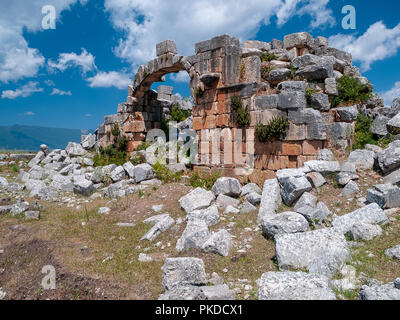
[[0, 125, 85, 152]]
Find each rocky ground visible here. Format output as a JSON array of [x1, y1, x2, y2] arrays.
[[1, 140, 400, 300]]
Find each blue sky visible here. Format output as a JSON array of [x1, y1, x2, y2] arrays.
[[1, 0, 400, 131]]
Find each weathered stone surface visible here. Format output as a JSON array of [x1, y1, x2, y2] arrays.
[[200, 284, 235, 300], [110, 166, 126, 182], [241, 183, 261, 196], [378, 141, 400, 174], [187, 205, 220, 227], [268, 68, 291, 83], [277, 81, 306, 93], [317, 149, 334, 161], [332, 203, 389, 234], [359, 281, 400, 300], [176, 218, 210, 252], [348, 149, 376, 170], [366, 184, 400, 209], [341, 181, 360, 198], [281, 176, 312, 206], [25, 211, 40, 220], [81, 133, 96, 150], [258, 271, 336, 300], [284, 32, 313, 49], [240, 200, 257, 213], [141, 214, 175, 242], [385, 245, 400, 260], [134, 163, 154, 183], [276, 167, 307, 185], [0, 177, 9, 188], [325, 78, 338, 96], [216, 194, 240, 209], [7, 182, 25, 192], [275, 228, 350, 277], [295, 63, 334, 81], [294, 192, 317, 211], [304, 160, 341, 174], [371, 115, 390, 136], [296, 201, 331, 225], [202, 229, 232, 256], [98, 207, 111, 215], [278, 92, 306, 110], [325, 122, 352, 141], [10, 201, 29, 215], [162, 257, 206, 291], [211, 177, 241, 197], [245, 192, 262, 206], [310, 93, 330, 111], [156, 40, 177, 56], [346, 223, 382, 241], [254, 94, 279, 109], [335, 106, 359, 122], [258, 179, 282, 222], [292, 54, 322, 69], [123, 161, 135, 178], [159, 285, 206, 300], [387, 113, 400, 134], [65, 142, 85, 157], [306, 172, 326, 188], [242, 56, 261, 82], [261, 211, 310, 239], [73, 179, 94, 196], [336, 171, 358, 186]]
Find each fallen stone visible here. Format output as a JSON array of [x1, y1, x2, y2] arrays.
[[65, 142, 86, 157], [216, 194, 240, 209], [245, 192, 262, 205], [261, 211, 310, 239], [73, 179, 94, 196], [240, 201, 257, 214], [134, 163, 154, 183], [385, 245, 400, 260], [294, 192, 317, 211], [346, 223, 382, 241], [176, 218, 210, 252], [317, 149, 334, 161], [162, 257, 206, 291], [240, 183, 261, 196], [187, 205, 220, 227], [138, 253, 153, 262], [332, 203, 389, 234], [258, 271, 336, 300], [281, 176, 312, 206], [179, 188, 215, 213], [211, 177, 241, 197], [347, 149, 376, 170], [258, 179, 282, 222], [359, 280, 400, 300], [335, 106, 359, 122], [275, 228, 350, 277], [306, 172, 326, 188], [25, 211, 40, 220], [141, 214, 175, 242], [304, 160, 341, 174], [123, 161, 136, 178], [202, 229, 233, 257], [378, 141, 400, 174], [110, 166, 126, 182], [98, 207, 111, 215], [366, 184, 400, 209], [341, 181, 360, 198], [200, 284, 235, 300]]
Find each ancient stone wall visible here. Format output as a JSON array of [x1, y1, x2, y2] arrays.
[[96, 32, 376, 173]]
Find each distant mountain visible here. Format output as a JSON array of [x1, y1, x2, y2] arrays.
[[0, 125, 85, 151]]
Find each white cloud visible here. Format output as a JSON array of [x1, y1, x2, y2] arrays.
[[85, 113, 93, 117], [48, 48, 96, 74], [51, 88, 72, 96], [329, 21, 400, 72], [169, 71, 190, 83], [44, 80, 55, 86], [0, 0, 87, 83], [1, 81, 43, 99], [25, 111, 35, 116], [87, 71, 132, 90], [104, 0, 335, 68], [381, 81, 400, 106]]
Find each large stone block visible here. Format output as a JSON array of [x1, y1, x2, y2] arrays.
[[281, 176, 312, 206], [162, 257, 206, 290], [278, 92, 306, 110], [284, 32, 313, 49], [156, 40, 178, 56]]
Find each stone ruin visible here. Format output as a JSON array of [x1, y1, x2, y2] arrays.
[[95, 32, 384, 176]]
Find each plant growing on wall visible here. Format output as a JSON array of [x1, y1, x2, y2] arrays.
[[231, 96, 250, 128], [260, 53, 276, 62], [332, 75, 372, 108], [255, 116, 289, 143]]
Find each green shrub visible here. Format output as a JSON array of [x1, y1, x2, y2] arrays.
[[136, 141, 151, 151], [230, 96, 243, 111], [289, 65, 297, 79], [261, 53, 276, 62], [332, 75, 372, 108], [352, 113, 377, 150], [189, 171, 221, 190], [10, 165, 19, 173], [255, 116, 289, 143], [152, 162, 182, 183], [305, 87, 318, 108], [93, 131, 129, 167], [111, 123, 120, 137], [170, 105, 191, 123]]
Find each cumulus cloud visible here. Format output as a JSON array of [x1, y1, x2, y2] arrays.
[[329, 21, 400, 72], [381, 81, 400, 106], [86, 71, 132, 90], [104, 0, 335, 68], [51, 88, 72, 96], [0, 0, 87, 83], [1, 81, 43, 99], [48, 48, 96, 74], [169, 71, 190, 83], [44, 80, 55, 86], [25, 111, 35, 116]]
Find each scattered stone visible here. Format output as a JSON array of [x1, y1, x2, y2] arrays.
[[123, 161, 136, 178], [176, 218, 210, 252], [347, 149, 376, 170], [385, 245, 400, 260], [341, 181, 360, 198], [211, 177, 241, 197], [224, 205, 240, 214], [258, 179, 282, 222], [304, 160, 341, 174], [134, 163, 154, 183], [306, 172, 326, 188], [258, 271, 336, 300], [179, 188, 215, 213], [332, 203, 389, 234], [240, 201, 257, 214], [98, 207, 111, 215], [245, 192, 262, 205], [200, 284, 235, 300], [216, 194, 240, 209], [294, 192, 317, 211], [25, 211, 40, 220], [202, 229, 233, 257], [359, 280, 400, 300], [317, 149, 334, 161], [141, 214, 175, 242], [240, 183, 261, 197], [346, 223, 383, 241], [187, 205, 220, 226], [138, 253, 153, 262], [275, 228, 350, 277], [73, 179, 94, 196], [366, 184, 400, 209], [281, 176, 312, 206], [261, 211, 310, 239], [162, 257, 206, 291], [10, 201, 29, 216]]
